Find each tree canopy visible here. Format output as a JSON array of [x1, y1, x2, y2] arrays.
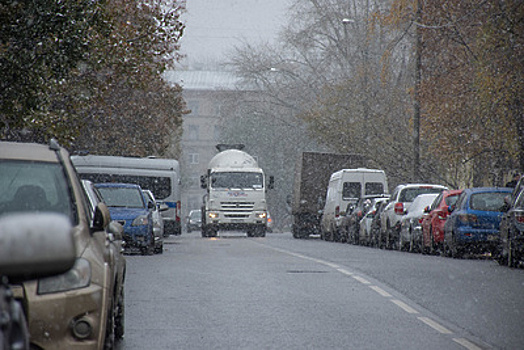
[[0, 0, 186, 157]]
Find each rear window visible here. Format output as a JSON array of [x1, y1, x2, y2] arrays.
[[343, 182, 361, 199], [399, 187, 444, 202], [0, 160, 74, 220], [365, 182, 385, 195], [444, 194, 460, 207], [469, 192, 508, 212]]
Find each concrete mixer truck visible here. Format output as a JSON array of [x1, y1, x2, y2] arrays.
[[200, 144, 274, 237]]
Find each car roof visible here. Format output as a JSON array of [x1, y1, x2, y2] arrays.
[[95, 182, 141, 189], [464, 187, 513, 194], [0, 141, 61, 162]]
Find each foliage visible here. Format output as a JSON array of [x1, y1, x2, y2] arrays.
[[0, 0, 186, 157]]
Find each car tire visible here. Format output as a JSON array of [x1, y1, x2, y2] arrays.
[[104, 298, 115, 350], [115, 287, 125, 340]]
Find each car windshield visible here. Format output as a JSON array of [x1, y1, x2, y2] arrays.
[[469, 192, 508, 211], [211, 172, 263, 189], [0, 160, 74, 220], [97, 187, 145, 208]]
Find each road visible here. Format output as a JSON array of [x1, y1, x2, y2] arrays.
[[116, 232, 524, 350]]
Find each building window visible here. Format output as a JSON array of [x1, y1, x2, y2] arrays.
[[187, 125, 199, 140], [188, 153, 199, 164]]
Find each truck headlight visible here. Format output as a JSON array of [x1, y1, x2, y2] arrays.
[[132, 215, 149, 226], [208, 212, 219, 219], [38, 258, 91, 294], [255, 212, 267, 219]]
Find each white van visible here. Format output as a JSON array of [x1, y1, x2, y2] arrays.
[[320, 168, 388, 241]]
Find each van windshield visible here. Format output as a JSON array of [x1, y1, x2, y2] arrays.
[[211, 172, 263, 189]]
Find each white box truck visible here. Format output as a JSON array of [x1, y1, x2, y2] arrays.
[[200, 144, 274, 237]]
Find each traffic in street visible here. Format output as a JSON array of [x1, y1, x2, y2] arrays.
[[117, 232, 524, 350]]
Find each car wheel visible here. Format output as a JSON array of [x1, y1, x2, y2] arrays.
[[450, 232, 463, 259], [115, 287, 125, 340], [104, 298, 115, 350], [508, 238, 516, 268]]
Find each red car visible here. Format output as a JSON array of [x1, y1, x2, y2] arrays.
[[421, 189, 463, 254]]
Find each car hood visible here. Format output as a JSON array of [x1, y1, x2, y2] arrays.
[[108, 207, 149, 220]]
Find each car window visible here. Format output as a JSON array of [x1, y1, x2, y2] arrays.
[[469, 192, 508, 211], [0, 160, 74, 220], [398, 187, 443, 202], [444, 193, 460, 207], [342, 182, 361, 199], [365, 182, 384, 195]]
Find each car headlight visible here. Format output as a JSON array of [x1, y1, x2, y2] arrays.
[[38, 258, 91, 294], [132, 215, 149, 226]]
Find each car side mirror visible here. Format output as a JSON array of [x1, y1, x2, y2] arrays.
[[447, 205, 455, 214], [158, 203, 169, 212], [0, 213, 76, 282], [93, 202, 111, 232]]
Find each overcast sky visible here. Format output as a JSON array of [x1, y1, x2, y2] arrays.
[[178, 0, 291, 67]]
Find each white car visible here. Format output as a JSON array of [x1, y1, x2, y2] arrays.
[[380, 184, 448, 249], [359, 197, 389, 246], [398, 193, 439, 252], [143, 189, 169, 253]]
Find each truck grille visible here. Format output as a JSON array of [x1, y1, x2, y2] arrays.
[[220, 201, 254, 212]]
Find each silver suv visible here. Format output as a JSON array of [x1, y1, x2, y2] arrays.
[[380, 183, 448, 249]]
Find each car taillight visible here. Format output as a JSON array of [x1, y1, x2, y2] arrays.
[[394, 202, 404, 215], [335, 205, 340, 218], [357, 210, 363, 218], [176, 200, 181, 222], [459, 213, 477, 224], [515, 212, 524, 224]]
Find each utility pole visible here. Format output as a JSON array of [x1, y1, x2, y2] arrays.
[[413, 0, 422, 181]]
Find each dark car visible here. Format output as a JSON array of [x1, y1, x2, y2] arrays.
[[443, 187, 513, 258], [186, 209, 202, 233], [340, 194, 390, 244], [96, 183, 155, 255], [498, 186, 524, 267]]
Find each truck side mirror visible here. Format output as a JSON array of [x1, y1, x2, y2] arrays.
[[268, 176, 275, 190], [200, 175, 207, 189]]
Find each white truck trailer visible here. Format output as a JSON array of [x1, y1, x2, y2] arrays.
[[200, 144, 274, 237]]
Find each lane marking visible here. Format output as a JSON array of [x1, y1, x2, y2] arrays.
[[369, 285, 392, 297], [391, 299, 419, 314], [418, 317, 452, 334], [336, 268, 354, 276], [352, 275, 371, 284], [453, 338, 483, 350]]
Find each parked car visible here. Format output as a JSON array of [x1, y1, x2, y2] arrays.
[[443, 187, 512, 258], [82, 179, 127, 340], [0, 140, 117, 349], [340, 194, 389, 244], [371, 199, 390, 248], [497, 186, 524, 267], [398, 193, 439, 252], [143, 189, 169, 253], [421, 189, 463, 255], [96, 182, 156, 255], [380, 184, 448, 249], [186, 209, 202, 233], [359, 197, 390, 246]]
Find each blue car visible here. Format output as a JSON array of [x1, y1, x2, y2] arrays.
[[444, 187, 513, 258], [95, 183, 155, 255]]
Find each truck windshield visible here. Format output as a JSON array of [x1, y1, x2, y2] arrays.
[[211, 172, 263, 189]]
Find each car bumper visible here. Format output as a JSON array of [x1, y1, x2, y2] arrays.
[[16, 281, 107, 350]]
